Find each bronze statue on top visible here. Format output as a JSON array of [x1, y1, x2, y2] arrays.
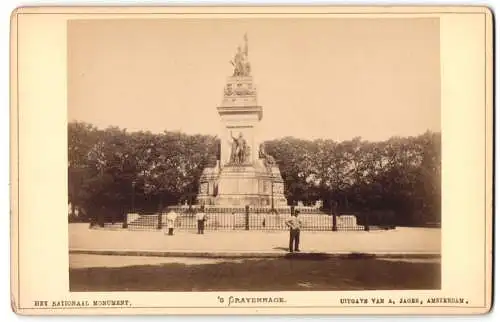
[[230, 33, 251, 77]]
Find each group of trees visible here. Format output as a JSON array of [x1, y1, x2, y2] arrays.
[[264, 133, 440, 226], [68, 122, 218, 222], [68, 121, 440, 226]]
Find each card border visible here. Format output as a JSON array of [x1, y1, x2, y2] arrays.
[[10, 6, 493, 313]]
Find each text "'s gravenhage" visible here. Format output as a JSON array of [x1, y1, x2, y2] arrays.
[[228, 296, 286, 307]]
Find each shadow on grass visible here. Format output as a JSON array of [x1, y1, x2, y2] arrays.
[[70, 257, 441, 292], [284, 252, 331, 260], [339, 252, 377, 259], [283, 252, 377, 260]]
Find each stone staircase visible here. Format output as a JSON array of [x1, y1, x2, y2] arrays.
[[127, 214, 159, 230]]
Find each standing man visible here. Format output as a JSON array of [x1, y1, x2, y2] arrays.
[[195, 207, 207, 234], [165, 209, 178, 236], [286, 209, 302, 252]]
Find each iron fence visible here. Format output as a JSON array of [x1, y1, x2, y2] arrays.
[[123, 206, 392, 232]]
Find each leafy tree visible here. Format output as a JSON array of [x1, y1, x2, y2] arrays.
[[68, 121, 441, 227]]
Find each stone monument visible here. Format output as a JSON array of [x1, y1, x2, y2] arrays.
[[197, 34, 288, 207]]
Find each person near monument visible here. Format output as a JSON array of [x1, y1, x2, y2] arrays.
[[165, 209, 178, 236], [286, 209, 302, 252], [195, 207, 207, 234]]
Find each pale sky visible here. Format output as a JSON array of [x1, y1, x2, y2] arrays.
[[68, 18, 440, 141]]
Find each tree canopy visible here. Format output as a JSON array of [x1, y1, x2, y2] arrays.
[[68, 121, 440, 226]]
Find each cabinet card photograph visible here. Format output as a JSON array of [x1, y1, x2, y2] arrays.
[[10, 6, 493, 315]]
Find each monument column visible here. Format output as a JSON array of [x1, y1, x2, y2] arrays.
[[218, 75, 262, 167], [197, 33, 288, 207]]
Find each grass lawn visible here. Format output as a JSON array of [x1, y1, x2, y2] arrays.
[[70, 256, 440, 291]]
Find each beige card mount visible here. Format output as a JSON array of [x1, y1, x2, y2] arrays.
[[10, 6, 493, 315]]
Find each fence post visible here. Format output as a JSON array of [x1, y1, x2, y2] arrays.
[[157, 200, 165, 230], [98, 207, 105, 228], [364, 212, 369, 231], [245, 205, 250, 231], [122, 213, 128, 229], [157, 212, 163, 230], [331, 209, 337, 232]]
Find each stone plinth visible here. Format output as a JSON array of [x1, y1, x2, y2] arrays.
[[197, 165, 220, 206], [197, 160, 287, 207], [220, 76, 260, 110]]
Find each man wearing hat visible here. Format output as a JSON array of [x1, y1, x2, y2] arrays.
[[285, 209, 302, 252], [195, 206, 208, 234]]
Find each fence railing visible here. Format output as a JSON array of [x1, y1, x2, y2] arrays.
[[165, 205, 334, 214], [123, 206, 394, 232]]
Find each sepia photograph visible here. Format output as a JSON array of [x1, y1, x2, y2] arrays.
[[67, 17, 441, 292], [10, 6, 492, 315]]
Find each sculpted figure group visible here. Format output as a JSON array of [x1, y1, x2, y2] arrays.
[[230, 33, 251, 77], [229, 131, 250, 165]]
